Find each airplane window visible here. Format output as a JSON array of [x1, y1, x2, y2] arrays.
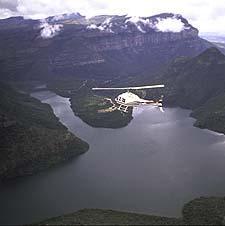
[[122, 98, 125, 103]]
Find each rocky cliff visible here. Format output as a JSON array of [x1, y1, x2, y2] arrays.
[[0, 13, 211, 82]]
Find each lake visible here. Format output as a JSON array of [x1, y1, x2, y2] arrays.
[[1, 90, 225, 225]]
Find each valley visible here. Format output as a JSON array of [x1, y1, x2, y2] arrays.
[[0, 10, 225, 225], [46, 47, 225, 135], [1, 90, 225, 225]]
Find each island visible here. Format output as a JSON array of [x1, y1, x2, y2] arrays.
[[47, 79, 133, 129]]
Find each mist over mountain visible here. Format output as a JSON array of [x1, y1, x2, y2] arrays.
[[0, 12, 212, 82], [200, 33, 225, 44]]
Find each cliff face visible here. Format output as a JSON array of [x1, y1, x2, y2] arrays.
[[0, 13, 211, 81]]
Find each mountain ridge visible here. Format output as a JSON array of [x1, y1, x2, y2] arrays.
[[0, 13, 212, 82]]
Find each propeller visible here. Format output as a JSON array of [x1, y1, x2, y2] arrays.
[[92, 84, 165, 91]]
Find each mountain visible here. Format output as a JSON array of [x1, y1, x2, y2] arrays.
[[191, 93, 225, 134], [138, 47, 225, 134], [46, 12, 86, 24], [153, 47, 225, 109], [0, 83, 89, 180], [212, 42, 225, 53], [200, 33, 225, 44], [0, 13, 211, 82], [1, 13, 223, 132], [200, 33, 225, 55]]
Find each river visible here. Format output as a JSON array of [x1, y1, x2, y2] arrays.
[[1, 90, 225, 225]]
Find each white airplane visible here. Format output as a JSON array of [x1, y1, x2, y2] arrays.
[[92, 84, 165, 113]]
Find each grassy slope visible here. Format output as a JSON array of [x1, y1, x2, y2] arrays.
[[182, 196, 225, 225], [0, 82, 89, 180], [158, 47, 225, 109], [39, 209, 182, 225], [191, 93, 225, 133], [39, 196, 225, 225]]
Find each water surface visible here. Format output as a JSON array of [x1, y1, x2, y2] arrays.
[[1, 90, 225, 225]]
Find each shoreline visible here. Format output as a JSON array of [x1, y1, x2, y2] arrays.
[[38, 196, 225, 225]]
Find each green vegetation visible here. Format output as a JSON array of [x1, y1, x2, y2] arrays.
[[156, 47, 225, 109], [160, 47, 225, 134], [191, 93, 225, 134], [0, 82, 64, 129], [38, 196, 225, 225], [182, 197, 225, 225], [132, 47, 225, 135], [47, 48, 225, 132], [47, 79, 92, 98], [70, 93, 133, 128], [39, 208, 182, 225], [48, 79, 133, 129], [0, 82, 89, 180]]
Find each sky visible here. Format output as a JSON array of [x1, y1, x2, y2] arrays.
[[0, 0, 225, 35]]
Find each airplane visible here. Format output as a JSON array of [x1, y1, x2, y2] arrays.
[[92, 84, 165, 113]]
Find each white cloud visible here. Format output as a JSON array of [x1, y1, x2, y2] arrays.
[[1, 0, 225, 35], [155, 18, 185, 32], [87, 17, 114, 32], [39, 20, 63, 38], [0, 8, 16, 18], [125, 17, 149, 33], [87, 24, 98, 30]]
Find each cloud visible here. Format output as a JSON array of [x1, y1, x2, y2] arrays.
[[155, 17, 185, 32], [39, 20, 63, 38], [0, 0, 18, 12], [0, 8, 16, 18], [1, 0, 225, 34]]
